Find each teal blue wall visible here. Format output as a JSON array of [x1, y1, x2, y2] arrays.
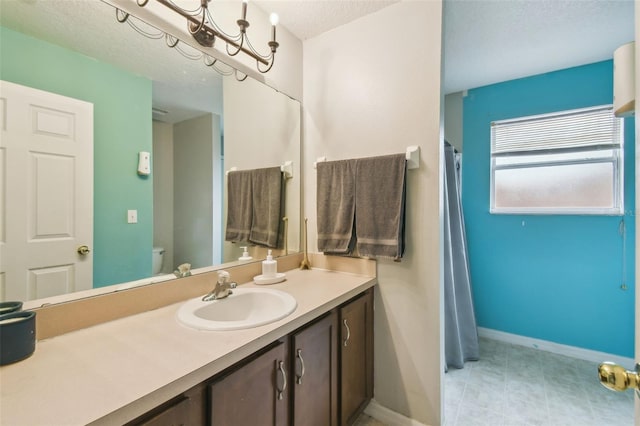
[[462, 61, 635, 357], [1, 27, 153, 287]]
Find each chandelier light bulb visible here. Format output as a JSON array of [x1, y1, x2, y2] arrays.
[[241, 0, 248, 20], [270, 13, 279, 26]]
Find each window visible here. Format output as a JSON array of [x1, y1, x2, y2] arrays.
[[490, 106, 624, 215]]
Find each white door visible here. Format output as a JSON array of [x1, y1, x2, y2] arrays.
[[0, 80, 93, 302]]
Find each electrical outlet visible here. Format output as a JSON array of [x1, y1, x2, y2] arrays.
[[127, 210, 138, 224]]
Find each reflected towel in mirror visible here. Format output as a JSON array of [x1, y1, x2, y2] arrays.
[[249, 167, 284, 248], [226, 170, 253, 243]]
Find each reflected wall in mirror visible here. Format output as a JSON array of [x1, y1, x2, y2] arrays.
[[0, 0, 301, 303]]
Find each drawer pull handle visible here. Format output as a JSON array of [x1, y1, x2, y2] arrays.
[[296, 349, 305, 385], [343, 319, 351, 347], [276, 360, 287, 400]]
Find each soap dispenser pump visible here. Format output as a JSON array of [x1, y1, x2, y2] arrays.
[[238, 246, 253, 261], [262, 250, 277, 278]]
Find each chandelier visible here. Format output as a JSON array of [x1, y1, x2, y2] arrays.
[[115, 0, 280, 78]]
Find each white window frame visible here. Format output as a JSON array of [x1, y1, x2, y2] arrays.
[[490, 105, 624, 215]]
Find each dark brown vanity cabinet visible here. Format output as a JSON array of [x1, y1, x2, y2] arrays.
[[290, 311, 339, 426], [125, 384, 207, 426], [339, 289, 374, 426], [209, 340, 290, 426], [127, 288, 373, 426]]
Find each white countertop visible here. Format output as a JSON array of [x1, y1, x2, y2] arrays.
[[0, 268, 375, 426]]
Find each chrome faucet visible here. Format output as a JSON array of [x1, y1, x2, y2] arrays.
[[202, 271, 237, 301]]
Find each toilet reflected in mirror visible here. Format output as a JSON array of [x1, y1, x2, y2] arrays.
[[152, 247, 165, 276]]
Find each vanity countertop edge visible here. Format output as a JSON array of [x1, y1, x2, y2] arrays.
[[0, 267, 376, 426]]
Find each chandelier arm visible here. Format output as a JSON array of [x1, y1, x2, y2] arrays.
[[165, 34, 179, 48], [226, 35, 246, 57], [188, 12, 207, 35], [137, 0, 150, 6], [234, 69, 248, 82], [115, 9, 130, 23], [257, 54, 275, 74], [204, 55, 217, 67], [162, 0, 201, 15], [204, 8, 241, 42], [245, 36, 276, 61]]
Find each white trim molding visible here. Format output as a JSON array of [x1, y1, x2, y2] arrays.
[[478, 327, 634, 367], [364, 400, 429, 426]]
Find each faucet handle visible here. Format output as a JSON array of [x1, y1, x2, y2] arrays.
[[217, 270, 230, 283]]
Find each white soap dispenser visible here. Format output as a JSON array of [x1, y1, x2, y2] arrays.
[[262, 250, 277, 278], [238, 246, 253, 261]]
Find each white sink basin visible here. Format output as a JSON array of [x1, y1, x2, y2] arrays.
[[176, 287, 297, 331]]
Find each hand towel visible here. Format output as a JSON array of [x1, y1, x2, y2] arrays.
[[225, 170, 253, 243], [316, 159, 357, 253], [249, 166, 283, 248], [355, 154, 406, 260]]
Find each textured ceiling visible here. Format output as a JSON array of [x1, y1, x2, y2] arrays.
[[0, 0, 635, 113], [443, 0, 635, 94], [254, 0, 399, 41]]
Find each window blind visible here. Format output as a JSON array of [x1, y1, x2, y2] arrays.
[[491, 106, 622, 155]]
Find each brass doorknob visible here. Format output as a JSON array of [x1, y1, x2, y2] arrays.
[[598, 362, 640, 392], [77, 245, 91, 256]]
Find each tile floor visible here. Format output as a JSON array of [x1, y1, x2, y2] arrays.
[[444, 338, 634, 426], [356, 337, 634, 426], [354, 413, 387, 426]]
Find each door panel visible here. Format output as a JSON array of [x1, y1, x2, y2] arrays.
[[1, 80, 93, 301]]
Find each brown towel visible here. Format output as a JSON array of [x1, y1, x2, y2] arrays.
[[316, 159, 357, 253], [355, 154, 406, 260], [225, 170, 253, 243], [249, 167, 283, 248]]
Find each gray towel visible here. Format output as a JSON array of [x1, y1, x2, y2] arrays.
[[355, 154, 406, 260], [225, 170, 253, 243], [249, 167, 283, 248], [316, 159, 357, 253]]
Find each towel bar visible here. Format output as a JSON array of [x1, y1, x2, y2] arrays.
[[313, 146, 421, 170], [226, 161, 294, 178]]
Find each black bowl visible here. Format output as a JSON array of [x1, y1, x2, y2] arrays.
[[0, 311, 36, 366], [0, 301, 23, 315]]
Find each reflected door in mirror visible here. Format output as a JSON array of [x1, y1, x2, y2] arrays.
[[1, 81, 93, 301]]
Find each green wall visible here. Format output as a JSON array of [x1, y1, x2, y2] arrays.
[[1, 26, 154, 287]]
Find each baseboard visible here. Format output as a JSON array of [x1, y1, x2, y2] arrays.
[[478, 327, 634, 367], [364, 400, 429, 426]]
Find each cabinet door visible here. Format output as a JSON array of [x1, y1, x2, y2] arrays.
[[340, 289, 374, 425], [209, 340, 289, 426], [291, 311, 339, 426], [126, 384, 206, 426]]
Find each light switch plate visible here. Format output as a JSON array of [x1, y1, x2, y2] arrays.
[[127, 209, 138, 224]]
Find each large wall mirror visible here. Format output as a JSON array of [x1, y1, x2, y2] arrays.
[[0, 0, 301, 303]]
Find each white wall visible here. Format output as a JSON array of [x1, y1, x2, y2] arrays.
[[173, 113, 223, 269], [303, 2, 444, 424], [223, 76, 301, 262], [152, 120, 174, 273]]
